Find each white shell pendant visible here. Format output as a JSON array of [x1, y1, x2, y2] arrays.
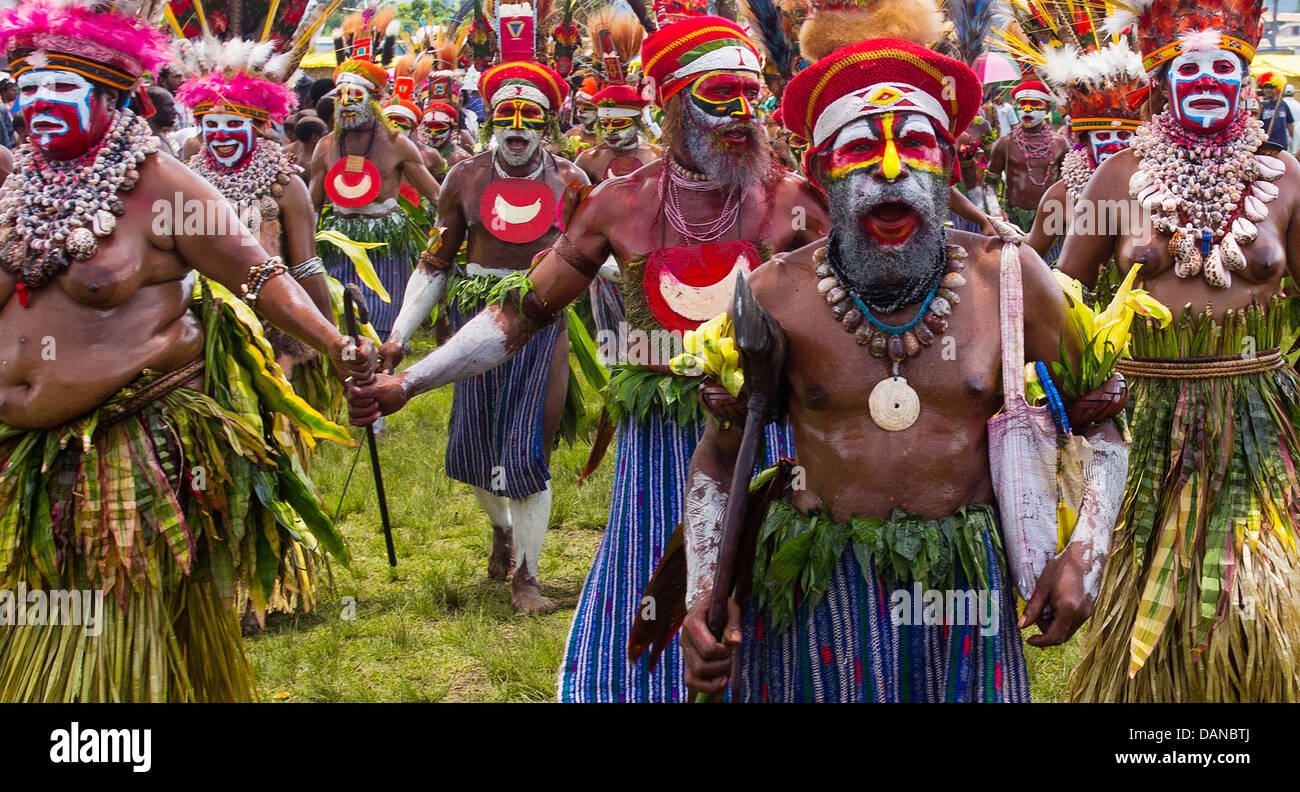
[[1252, 180, 1279, 203], [869, 377, 920, 432], [1232, 216, 1258, 245], [1254, 154, 1285, 181], [1129, 169, 1153, 195], [91, 209, 116, 238], [1220, 233, 1247, 272], [1203, 245, 1230, 289], [1243, 195, 1269, 223]]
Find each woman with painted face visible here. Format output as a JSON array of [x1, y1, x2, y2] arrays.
[[0, 0, 376, 702], [993, 2, 1147, 264], [1061, 0, 1300, 702]]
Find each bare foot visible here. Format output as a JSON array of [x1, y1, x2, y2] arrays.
[[488, 524, 514, 581], [510, 567, 556, 615]]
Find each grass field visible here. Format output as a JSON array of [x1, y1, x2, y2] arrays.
[[245, 333, 1081, 702]]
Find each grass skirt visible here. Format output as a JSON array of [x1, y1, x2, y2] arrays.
[[1068, 300, 1300, 702], [0, 281, 350, 701]]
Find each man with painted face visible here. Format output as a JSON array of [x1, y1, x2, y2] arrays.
[[349, 13, 827, 701], [384, 59, 447, 181], [1062, 0, 1300, 702], [373, 48, 590, 614], [985, 80, 1070, 234], [676, 0, 1124, 702], [0, 0, 375, 702], [1257, 71, 1292, 152], [574, 83, 660, 183], [419, 101, 472, 177], [563, 75, 602, 155], [309, 22, 442, 340], [996, 3, 1148, 263]]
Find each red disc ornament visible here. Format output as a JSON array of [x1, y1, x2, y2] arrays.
[[480, 178, 557, 244], [325, 155, 382, 208], [643, 240, 761, 333]]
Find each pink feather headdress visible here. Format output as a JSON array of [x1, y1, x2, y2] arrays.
[[0, 0, 172, 90], [174, 69, 296, 123]]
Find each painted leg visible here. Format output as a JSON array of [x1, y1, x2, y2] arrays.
[[508, 483, 556, 614], [472, 486, 514, 581]]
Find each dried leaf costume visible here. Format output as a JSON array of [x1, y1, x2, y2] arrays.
[[0, 0, 350, 702], [1068, 0, 1300, 702]]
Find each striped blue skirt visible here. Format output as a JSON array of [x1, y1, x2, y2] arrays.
[[557, 413, 795, 702], [737, 523, 1030, 703], [320, 213, 420, 337], [444, 299, 564, 499]]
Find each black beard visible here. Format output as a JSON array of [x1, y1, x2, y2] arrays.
[[682, 101, 771, 190], [824, 173, 950, 314]]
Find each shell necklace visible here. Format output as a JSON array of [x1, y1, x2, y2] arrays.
[[189, 138, 297, 238], [815, 235, 968, 431], [1061, 146, 1093, 201], [0, 110, 156, 302], [1129, 109, 1280, 289], [1013, 123, 1056, 188]]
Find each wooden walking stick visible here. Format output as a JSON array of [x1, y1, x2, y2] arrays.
[[342, 283, 397, 567]]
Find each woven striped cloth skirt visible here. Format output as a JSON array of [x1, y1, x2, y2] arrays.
[[737, 517, 1030, 703], [320, 212, 419, 337], [588, 266, 626, 341], [557, 413, 795, 702], [443, 299, 564, 499]]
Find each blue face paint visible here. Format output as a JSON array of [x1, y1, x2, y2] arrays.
[[1167, 49, 1243, 134]]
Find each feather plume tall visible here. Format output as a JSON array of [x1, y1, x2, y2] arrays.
[[741, 0, 797, 78], [943, 0, 997, 67]]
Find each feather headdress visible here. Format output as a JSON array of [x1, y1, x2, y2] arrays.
[[993, 0, 1146, 133], [1101, 0, 1265, 73], [586, 4, 643, 83], [170, 0, 341, 124], [0, 0, 173, 90], [942, 0, 997, 67], [740, 0, 801, 79]]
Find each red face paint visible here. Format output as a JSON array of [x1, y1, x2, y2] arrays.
[[689, 71, 760, 122]]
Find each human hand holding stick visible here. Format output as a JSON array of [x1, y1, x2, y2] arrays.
[[343, 283, 397, 567]]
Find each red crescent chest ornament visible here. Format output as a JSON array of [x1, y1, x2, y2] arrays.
[[481, 178, 558, 244], [644, 240, 762, 333], [325, 155, 382, 208]]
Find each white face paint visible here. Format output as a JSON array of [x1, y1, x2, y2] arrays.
[[1087, 129, 1134, 165], [1166, 49, 1244, 133], [201, 112, 256, 167], [15, 69, 93, 147]]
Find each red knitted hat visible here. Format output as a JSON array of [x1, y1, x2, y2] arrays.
[[479, 60, 569, 112], [592, 83, 648, 116], [1011, 80, 1053, 103], [424, 101, 459, 124], [640, 15, 761, 106], [781, 37, 981, 149]]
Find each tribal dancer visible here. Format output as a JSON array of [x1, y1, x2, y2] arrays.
[[350, 9, 827, 701], [171, 1, 338, 396], [995, 0, 1146, 262], [375, 3, 588, 614], [575, 86, 658, 340], [565, 75, 602, 155], [985, 79, 1070, 234], [385, 53, 447, 181], [0, 0, 375, 702], [1063, 0, 1300, 702], [679, 0, 1126, 702], [414, 22, 473, 177], [310, 6, 441, 339]]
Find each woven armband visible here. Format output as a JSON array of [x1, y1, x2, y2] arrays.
[[552, 234, 601, 279]]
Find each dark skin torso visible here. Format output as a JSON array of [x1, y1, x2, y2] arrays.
[[309, 121, 441, 211], [1057, 146, 1300, 317], [1025, 178, 1069, 257], [699, 231, 1068, 522], [0, 153, 354, 429], [987, 124, 1070, 211], [434, 141, 472, 177], [574, 140, 661, 183]]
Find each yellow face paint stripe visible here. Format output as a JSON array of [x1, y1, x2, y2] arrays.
[[880, 112, 902, 180]]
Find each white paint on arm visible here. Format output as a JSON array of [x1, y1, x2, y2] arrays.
[[401, 306, 512, 398], [388, 267, 447, 350], [684, 470, 728, 611]]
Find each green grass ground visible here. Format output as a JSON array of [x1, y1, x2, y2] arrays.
[[246, 334, 1081, 702]]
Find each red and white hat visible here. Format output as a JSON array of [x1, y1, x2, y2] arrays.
[[479, 60, 569, 112], [592, 83, 648, 119], [640, 15, 761, 106], [1011, 80, 1054, 105]]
